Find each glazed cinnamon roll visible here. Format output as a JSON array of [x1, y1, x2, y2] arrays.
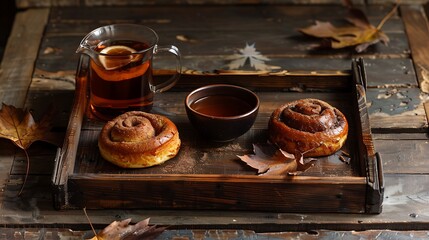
[[98, 111, 181, 168], [268, 98, 348, 157]]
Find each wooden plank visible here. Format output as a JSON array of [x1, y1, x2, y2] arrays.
[[373, 132, 428, 140], [15, 0, 79, 8], [14, 0, 427, 8], [364, 58, 417, 87], [9, 142, 57, 175], [0, 140, 17, 208], [24, 89, 75, 130], [401, 5, 429, 93], [0, 8, 50, 107], [1, 174, 429, 231], [68, 175, 367, 212], [1, 228, 429, 239], [366, 87, 428, 132], [45, 5, 402, 31], [14, 0, 361, 9], [374, 139, 429, 174]]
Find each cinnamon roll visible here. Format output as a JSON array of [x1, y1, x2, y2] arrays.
[[268, 98, 348, 157], [98, 111, 181, 168]]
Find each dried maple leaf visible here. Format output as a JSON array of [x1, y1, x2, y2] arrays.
[[298, 2, 399, 52], [0, 103, 58, 195], [226, 43, 276, 71], [237, 144, 316, 176], [87, 218, 166, 240], [0, 103, 57, 148]]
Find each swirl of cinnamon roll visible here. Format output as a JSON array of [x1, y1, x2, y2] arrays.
[[98, 111, 181, 168], [268, 98, 348, 157]]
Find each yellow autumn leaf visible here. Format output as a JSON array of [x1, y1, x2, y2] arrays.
[[298, 2, 398, 52]]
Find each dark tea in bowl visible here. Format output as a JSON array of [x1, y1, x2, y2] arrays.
[[185, 84, 259, 142]]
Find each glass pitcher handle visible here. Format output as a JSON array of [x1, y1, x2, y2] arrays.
[[152, 45, 182, 93]]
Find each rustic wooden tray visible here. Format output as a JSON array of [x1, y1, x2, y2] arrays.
[[52, 56, 383, 213]]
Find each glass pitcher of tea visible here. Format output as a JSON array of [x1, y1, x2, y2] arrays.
[[76, 24, 181, 120]]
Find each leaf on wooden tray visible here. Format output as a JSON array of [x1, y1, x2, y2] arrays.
[[225, 43, 278, 71], [0, 103, 59, 195], [87, 218, 167, 240], [298, 1, 399, 52], [237, 144, 316, 176]]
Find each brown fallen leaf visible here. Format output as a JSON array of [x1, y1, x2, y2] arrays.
[[83, 207, 166, 240], [89, 218, 166, 240], [237, 144, 316, 176], [298, 1, 399, 52], [87, 218, 166, 240], [0, 103, 59, 195]]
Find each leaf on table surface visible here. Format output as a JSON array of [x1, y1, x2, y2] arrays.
[[0, 103, 59, 196], [0, 103, 59, 149], [225, 43, 279, 71], [298, 1, 399, 52], [237, 144, 316, 176], [87, 218, 167, 240]]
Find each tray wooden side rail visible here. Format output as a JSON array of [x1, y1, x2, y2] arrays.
[[352, 58, 384, 213], [52, 57, 383, 213]]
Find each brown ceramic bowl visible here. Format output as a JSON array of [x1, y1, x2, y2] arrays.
[[185, 84, 259, 142]]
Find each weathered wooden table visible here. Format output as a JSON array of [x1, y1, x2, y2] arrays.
[[0, 2, 429, 239]]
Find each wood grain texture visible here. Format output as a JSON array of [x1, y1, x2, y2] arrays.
[[15, 0, 79, 8], [1, 174, 429, 231], [401, 5, 429, 93], [0, 140, 17, 210], [0, 8, 49, 107], [374, 139, 429, 174], [29, 5, 426, 132], [68, 175, 367, 212], [14, 0, 427, 8], [1, 2, 429, 233], [0, 9, 50, 205], [2, 228, 429, 240]]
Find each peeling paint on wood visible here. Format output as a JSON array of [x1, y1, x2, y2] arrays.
[[367, 88, 429, 132]]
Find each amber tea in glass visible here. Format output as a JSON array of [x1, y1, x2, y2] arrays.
[[77, 24, 181, 120], [89, 40, 154, 118]]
